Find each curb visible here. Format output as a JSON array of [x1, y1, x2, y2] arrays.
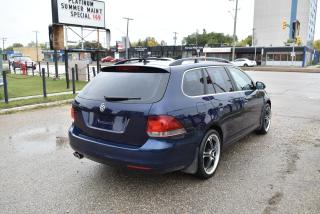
[[1, 91, 80, 102], [0, 99, 73, 115]]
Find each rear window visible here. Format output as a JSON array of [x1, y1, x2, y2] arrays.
[[78, 70, 170, 103]]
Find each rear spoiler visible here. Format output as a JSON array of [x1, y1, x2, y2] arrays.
[[101, 65, 170, 73]]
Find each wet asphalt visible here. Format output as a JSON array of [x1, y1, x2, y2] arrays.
[[0, 71, 319, 214]]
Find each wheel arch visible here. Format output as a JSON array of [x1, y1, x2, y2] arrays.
[[266, 99, 271, 107], [208, 124, 223, 145]]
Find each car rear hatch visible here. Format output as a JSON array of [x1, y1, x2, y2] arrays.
[[73, 65, 170, 147]]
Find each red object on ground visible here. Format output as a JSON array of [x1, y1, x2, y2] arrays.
[[20, 64, 27, 75]]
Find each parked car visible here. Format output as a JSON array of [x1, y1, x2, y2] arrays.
[[8, 54, 22, 64], [232, 58, 257, 67], [101, 56, 116, 63], [12, 56, 36, 69], [69, 58, 271, 179]]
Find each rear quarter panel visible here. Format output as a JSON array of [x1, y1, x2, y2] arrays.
[[149, 68, 220, 145]]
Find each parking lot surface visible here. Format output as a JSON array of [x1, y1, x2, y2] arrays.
[[0, 71, 319, 214]]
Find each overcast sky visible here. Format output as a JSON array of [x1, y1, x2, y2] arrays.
[[0, 0, 319, 47]]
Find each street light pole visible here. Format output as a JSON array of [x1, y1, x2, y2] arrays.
[[123, 17, 133, 59], [231, 0, 239, 61]]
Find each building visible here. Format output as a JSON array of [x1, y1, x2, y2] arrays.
[[203, 46, 318, 67], [12, 47, 43, 61], [122, 45, 319, 67], [254, 0, 318, 47]]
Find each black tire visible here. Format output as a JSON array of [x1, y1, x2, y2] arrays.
[[196, 130, 222, 179], [256, 103, 271, 134], [244, 64, 249, 67]]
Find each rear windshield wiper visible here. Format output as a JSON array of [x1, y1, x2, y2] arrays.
[[104, 96, 142, 101]]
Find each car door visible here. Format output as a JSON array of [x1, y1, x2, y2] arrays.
[[227, 66, 264, 130], [205, 66, 245, 143]]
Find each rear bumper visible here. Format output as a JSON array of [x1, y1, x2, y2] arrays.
[[69, 125, 197, 174]]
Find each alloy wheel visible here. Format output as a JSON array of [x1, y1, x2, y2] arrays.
[[264, 104, 271, 132], [202, 134, 221, 175]]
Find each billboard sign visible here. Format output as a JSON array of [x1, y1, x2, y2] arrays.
[[52, 0, 105, 28]]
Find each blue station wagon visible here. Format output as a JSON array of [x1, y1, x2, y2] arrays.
[[69, 58, 271, 179]]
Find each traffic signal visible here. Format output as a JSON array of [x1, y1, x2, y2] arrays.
[[291, 20, 301, 40], [295, 20, 301, 37], [296, 36, 302, 45], [282, 19, 287, 30], [292, 21, 296, 39]]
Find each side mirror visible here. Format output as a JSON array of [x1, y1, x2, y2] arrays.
[[256, 81, 266, 90]]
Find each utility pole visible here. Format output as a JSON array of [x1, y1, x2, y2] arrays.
[[252, 28, 257, 62], [173, 32, 178, 46], [231, 0, 239, 61], [33, 31, 40, 69], [195, 30, 200, 57], [196, 29, 199, 46], [123, 17, 133, 59], [1, 37, 7, 51]]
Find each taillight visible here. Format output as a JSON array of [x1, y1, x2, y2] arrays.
[[71, 107, 76, 121], [147, 115, 186, 137]]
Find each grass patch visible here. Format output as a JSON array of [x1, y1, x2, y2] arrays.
[[1, 74, 87, 98], [0, 94, 75, 110]]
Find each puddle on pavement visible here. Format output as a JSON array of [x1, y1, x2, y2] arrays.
[[10, 127, 70, 155]]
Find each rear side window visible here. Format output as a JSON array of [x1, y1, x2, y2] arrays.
[[206, 67, 234, 93], [78, 71, 170, 103], [183, 69, 206, 96]]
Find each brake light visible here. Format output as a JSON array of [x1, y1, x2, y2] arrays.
[[71, 107, 76, 121], [147, 115, 186, 137], [115, 66, 140, 72]]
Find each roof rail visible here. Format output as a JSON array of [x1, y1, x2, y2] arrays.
[[169, 57, 231, 66], [115, 57, 174, 65]]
